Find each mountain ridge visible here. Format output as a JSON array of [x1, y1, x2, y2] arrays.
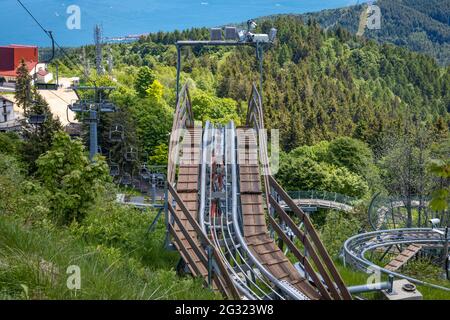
[[258, 0, 450, 65]]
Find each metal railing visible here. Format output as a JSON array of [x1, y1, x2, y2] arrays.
[[343, 228, 450, 292], [368, 193, 442, 230], [246, 84, 351, 300], [269, 176, 352, 300], [202, 122, 283, 300], [286, 190, 357, 207], [167, 84, 194, 185]]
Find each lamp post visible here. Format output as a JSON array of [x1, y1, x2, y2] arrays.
[[175, 23, 277, 104]]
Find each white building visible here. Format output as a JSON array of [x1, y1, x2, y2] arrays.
[[35, 65, 53, 84], [0, 96, 23, 131]]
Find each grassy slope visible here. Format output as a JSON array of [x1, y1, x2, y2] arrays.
[[0, 213, 218, 300]]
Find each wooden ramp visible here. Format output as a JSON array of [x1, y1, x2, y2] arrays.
[[236, 127, 320, 300], [171, 127, 207, 277], [168, 126, 239, 299], [385, 244, 422, 272]]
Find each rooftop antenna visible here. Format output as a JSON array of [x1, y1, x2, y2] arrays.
[[107, 47, 114, 75], [94, 24, 103, 75]]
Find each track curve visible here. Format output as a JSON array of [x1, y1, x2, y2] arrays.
[[343, 228, 450, 291]]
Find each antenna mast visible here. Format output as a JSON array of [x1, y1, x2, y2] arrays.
[[94, 24, 103, 75]]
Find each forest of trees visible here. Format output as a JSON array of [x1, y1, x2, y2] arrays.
[[295, 0, 450, 66]]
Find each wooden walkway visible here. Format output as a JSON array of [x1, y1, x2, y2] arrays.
[[171, 127, 207, 277], [385, 244, 423, 272]]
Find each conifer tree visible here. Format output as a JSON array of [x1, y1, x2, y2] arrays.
[[15, 60, 62, 171], [14, 59, 32, 115]]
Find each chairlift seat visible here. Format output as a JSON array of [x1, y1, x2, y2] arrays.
[[35, 83, 59, 90], [140, 167, 151, 180], [109, 125, 124, 142], [120, 173, 132, 186], [125, 148, 138, 162], [99, 101, 116, 113], [109, 164, 120, 177], [70, 101, 90, 112], [28, 114, 47, 124], [155, 175, 166, 189]]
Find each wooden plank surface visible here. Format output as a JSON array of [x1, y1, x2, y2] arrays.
[[236, 128, 320, 300], [385, 244, 422, 271]]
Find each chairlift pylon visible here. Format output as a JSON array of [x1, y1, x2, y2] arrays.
[[107, 150, 120, 177], [109, 162, 120, 177]]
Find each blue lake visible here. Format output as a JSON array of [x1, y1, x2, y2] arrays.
[[1, 0, 364, 46]]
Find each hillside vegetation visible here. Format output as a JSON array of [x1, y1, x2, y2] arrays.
[[0, 134, 218, 300], [293, 0, 450, 66]]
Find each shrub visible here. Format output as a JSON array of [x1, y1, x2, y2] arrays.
[[320, 211, 361, 258], [36, 132, 110, 224]]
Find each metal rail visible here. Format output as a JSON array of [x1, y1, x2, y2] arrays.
[[209, 125, 280, 299], [232, 123, 308, 300], [343, 228, 450, 291]]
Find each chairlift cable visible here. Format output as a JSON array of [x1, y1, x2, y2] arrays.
[[16, 0, 97, 85]]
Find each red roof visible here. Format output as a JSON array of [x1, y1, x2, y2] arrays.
[[6, 44, 38, 48], [0, 61, 38, 77], [37, 69, 49, 76]]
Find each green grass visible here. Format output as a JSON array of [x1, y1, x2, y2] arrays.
[[335, 260, 450, 300], [0, 152, 218, 300], [0, 214, 219, 300]]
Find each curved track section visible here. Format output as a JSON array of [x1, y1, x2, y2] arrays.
[[368, 193, 439, 230], [343, 228, 450, 291], [285, 191, 356, 213], [284, 199, 353, 213]]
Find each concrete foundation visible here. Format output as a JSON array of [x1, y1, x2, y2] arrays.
[[382, 280, 423, 300]]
